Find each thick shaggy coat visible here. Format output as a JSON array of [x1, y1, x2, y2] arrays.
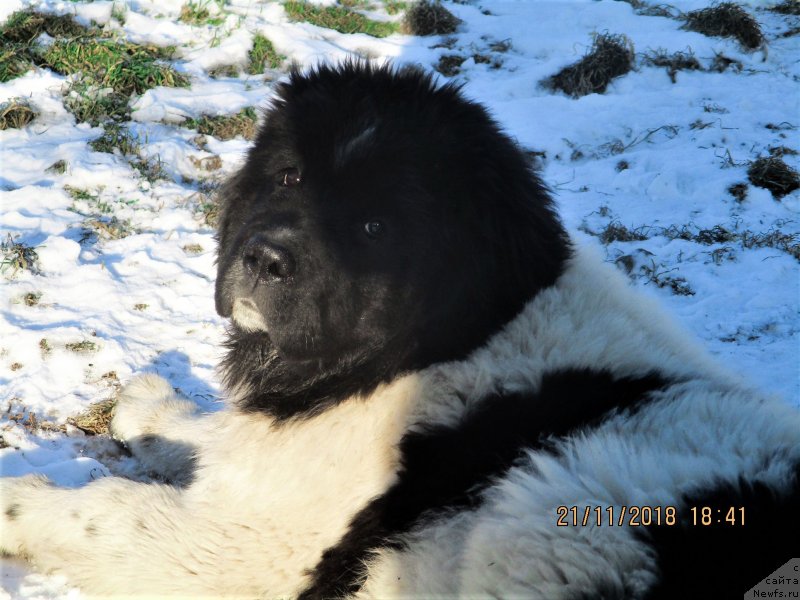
[[1, 63, 798, 599]]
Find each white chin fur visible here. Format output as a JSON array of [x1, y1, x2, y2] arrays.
[[231, 298, 269, 333]]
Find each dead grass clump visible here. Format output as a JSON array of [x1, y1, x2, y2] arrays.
[[435, 54, 465, 76], [82, 217, 135, 241], [0, 98, 37, 130], [544, 33, 634, 98], [0, 46, 34, 83], [728, 182, 748, 201], [598, 222, 648, 244], [770, 0, 800, 15], [748, 231, 800, 261], [710, 52, 743, 73], [747, 156, 800, 199], [7, 410, 65, 435], [69, 397, 116, 435], [683, 3, 764, 50], [402, 1, 461, 36], [642, 48, 701, 83]]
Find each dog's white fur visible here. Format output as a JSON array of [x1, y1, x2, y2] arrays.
[[2, 245, 798, 598]]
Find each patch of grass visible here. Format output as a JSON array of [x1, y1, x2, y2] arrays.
[[284, 1, 399, 37], [134, 303, 149, 310], [89, 124, 141, 155], [42, 40, 186, 96], [435, 54, 465, 76], [728, 182, 748, 201], [644, 264, 694, 295], [769, 0, 800, 15], [384, 0, 410, 15], [642, 48, 701, 83], [190, 155, 223, 171], [402, 0, 460, 35], [68, 398, 116, 435], [184, 107, 258, 141], [598, 222, 648, 244], [81, 217, 134, 242], [7, 409, 65, 435], [248, 33, 285, 74], [188, 187, 220, 227], [24, 291, 42, 306], [65, 186, 98, 202], [747, 156, 800, 199], [769, 146, 798, 158], [63, 79, 131, 126], [179, 1, 226, 26], [710, 52, 742, 73], [1, 234, 39, 276], [0, 45, 35, 83], [741, 229, 800, 261], [0, 10, 90, 43], [65, 340, 99, 353], [183, 243, 204, 254], [46, 159, 68, 174], [544, 33, 634, 98], [131, 156, 168, 183], [39, 338, 52, 356], [0, 99, 37, 130], [683, 2, 764, 50], [0, 11, 92, 83]]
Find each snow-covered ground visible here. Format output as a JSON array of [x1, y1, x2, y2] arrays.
[[1, 0, 798, 597]]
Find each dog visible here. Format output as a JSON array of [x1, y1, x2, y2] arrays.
[[2, 63, 798, 599]]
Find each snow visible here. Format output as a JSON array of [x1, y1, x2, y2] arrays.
[[1, 0, 798, 597]]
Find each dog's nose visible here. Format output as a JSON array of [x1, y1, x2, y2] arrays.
[[242, 234, 296, 282]]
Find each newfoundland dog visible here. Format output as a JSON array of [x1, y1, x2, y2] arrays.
[[2, 62, 798, 599]]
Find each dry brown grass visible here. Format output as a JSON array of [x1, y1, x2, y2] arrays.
[[544, 33, 634, 98], [402, 1, 460, 36], [683, 3, 764, 50], [747, 157, 800, 199], [0, 98, 37, 129]]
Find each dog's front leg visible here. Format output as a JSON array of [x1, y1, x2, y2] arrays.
[[0, 473, 240, 597], [110, 373, 211, 483]]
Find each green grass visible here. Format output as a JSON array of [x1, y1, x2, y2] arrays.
[[180, 1, 226, 26], [42, 40, 186, 96], [1, 234, 39, 276], [89, 124, 141, 155], [384, 1, 409, 15], [64, 80, 131, 126], [184, 107, 258, 140], [248, 33, 284, 74], [284, 1, 399, 37], [0, 11, 92, 83], [65, 340, 99, 353]]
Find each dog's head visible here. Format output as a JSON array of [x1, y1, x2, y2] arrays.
[[215, 63, 569, 415]]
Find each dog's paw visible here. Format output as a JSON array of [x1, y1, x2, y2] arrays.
[[110, 374, 180, 443], [0, 474, 51, 555]]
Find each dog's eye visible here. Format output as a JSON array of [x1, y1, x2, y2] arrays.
[[364, 221, 385, 239], [278, 168, 301, 187]]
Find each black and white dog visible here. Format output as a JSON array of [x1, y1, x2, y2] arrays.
[[2, 63, 798, 599]]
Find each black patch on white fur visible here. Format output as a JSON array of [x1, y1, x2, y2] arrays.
[[214, 62, 570, 420], [299, 368, 667, 599], [641, 464, 800, 598], [5, 503, 20, 521]]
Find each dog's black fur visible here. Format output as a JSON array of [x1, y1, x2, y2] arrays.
[[214, 62, 570, 420]]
